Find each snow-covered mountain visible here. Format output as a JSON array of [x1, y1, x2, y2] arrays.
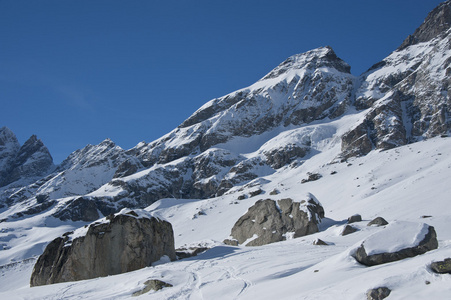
[[1, 1, 451, 299]]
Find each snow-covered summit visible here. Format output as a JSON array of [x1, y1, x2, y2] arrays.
[[260, 46, 351, 81]]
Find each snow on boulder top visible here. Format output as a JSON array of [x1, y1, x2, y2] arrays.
[[66, 208, 164, 243], [361, 221, 431, 256], [260, 46, 351, 81]]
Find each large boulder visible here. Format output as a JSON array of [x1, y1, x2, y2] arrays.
[[224, 193, 324, 246], [354, 222, 438, 266], [30, 209, 176, 286]]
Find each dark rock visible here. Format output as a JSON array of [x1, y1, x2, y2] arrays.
[[301, 172, 322, 184], [223, 239, 239, 246], [347, 214, 362, 224], [398, 1, 451, 50], [341, 225, 358, 236], [313, 238, 328, 246], [355, 223, 438, 266], [30, 210, 176, 286], [431, 258, 451, 274], [249, 189, 263, 197], [227, 194, 324, 246], [368, 217, 389, 226], [366, 287, 391, 300], [52, 197, 100, 222], [132, 279, 173, 296], [175, 247, 209, 259]]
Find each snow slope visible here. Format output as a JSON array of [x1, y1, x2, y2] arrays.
[[1, 135, 450, 299]]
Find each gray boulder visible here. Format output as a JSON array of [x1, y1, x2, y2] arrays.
[[132, 279, 173, 296], [431, 258, 451, 274], [368, 217, 389, 226], [366, 287, 391, 300], [355, 222, 438, 266], [341, 225, 358, 236], [30, 209, 176, 286], [225, 193, 324, 246], [347, 214, 362, 224]]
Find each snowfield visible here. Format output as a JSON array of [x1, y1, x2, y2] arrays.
[[1, 135, 451, 299]]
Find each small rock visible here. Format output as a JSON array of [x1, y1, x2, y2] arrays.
[[341, 225, 358, 236], [313, 238, 328, 246], [431, 258, 451, 274], [347, 214, 362, 224], [269, 189, 280, 195], [367, 217, 388, 226], [366, 287, 391, 300], [237, 195, 246, 200], [223, 239, 239, 246], [132, 279, 173, 296], [249, 189, 263, 197]]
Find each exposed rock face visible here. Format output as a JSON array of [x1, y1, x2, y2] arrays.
[[225, 194, 324, 246], [342, 1, 451, 159], [30, 210, 176, 286], [366, 287, 391, 300], [355, 223, 438, 266], [398, 0, 451, 50]]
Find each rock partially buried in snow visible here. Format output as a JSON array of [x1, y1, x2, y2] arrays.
[[347, 214, 362, 224], [341, 225, 358, 236], [224, 193, 324, 246], [367, 217, 389, 226], [366, 287, 391, 300], [354, 221, 438, 266], [132, 279, 173, 296], [430, 258, 451, 274], [30, 209, 176, 286]]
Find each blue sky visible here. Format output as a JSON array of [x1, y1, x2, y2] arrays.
[[0, 0, 444, 163]]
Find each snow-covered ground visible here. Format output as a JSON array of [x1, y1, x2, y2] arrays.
[[1, 132, 451, 299]]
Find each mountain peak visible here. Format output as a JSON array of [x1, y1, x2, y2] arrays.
[[0, 127, 19, 148], [398, 0, 451, 50], [260, 46, 351, 81]]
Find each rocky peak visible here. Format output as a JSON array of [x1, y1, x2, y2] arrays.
[[0, 127, 20, 169], [398, 0, 451, 50], [260, 46, 351, 81], [0, 132, 54, 187], [0, 127, 20, 148]]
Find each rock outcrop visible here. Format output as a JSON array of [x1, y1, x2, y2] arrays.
[[30, 209, 176, 286], [224, 193, 324, 246], [354, 222, 438, 266]]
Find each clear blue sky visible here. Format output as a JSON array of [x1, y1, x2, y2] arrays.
[[0, 0, 444, 163]]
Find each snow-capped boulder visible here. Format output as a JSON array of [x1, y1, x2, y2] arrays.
[[354, 222, 438, 266], [30, 209, 176, 286], [224, 193, 324, 246]]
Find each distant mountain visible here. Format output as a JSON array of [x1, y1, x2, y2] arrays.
[[0, 0, 450, 222]]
